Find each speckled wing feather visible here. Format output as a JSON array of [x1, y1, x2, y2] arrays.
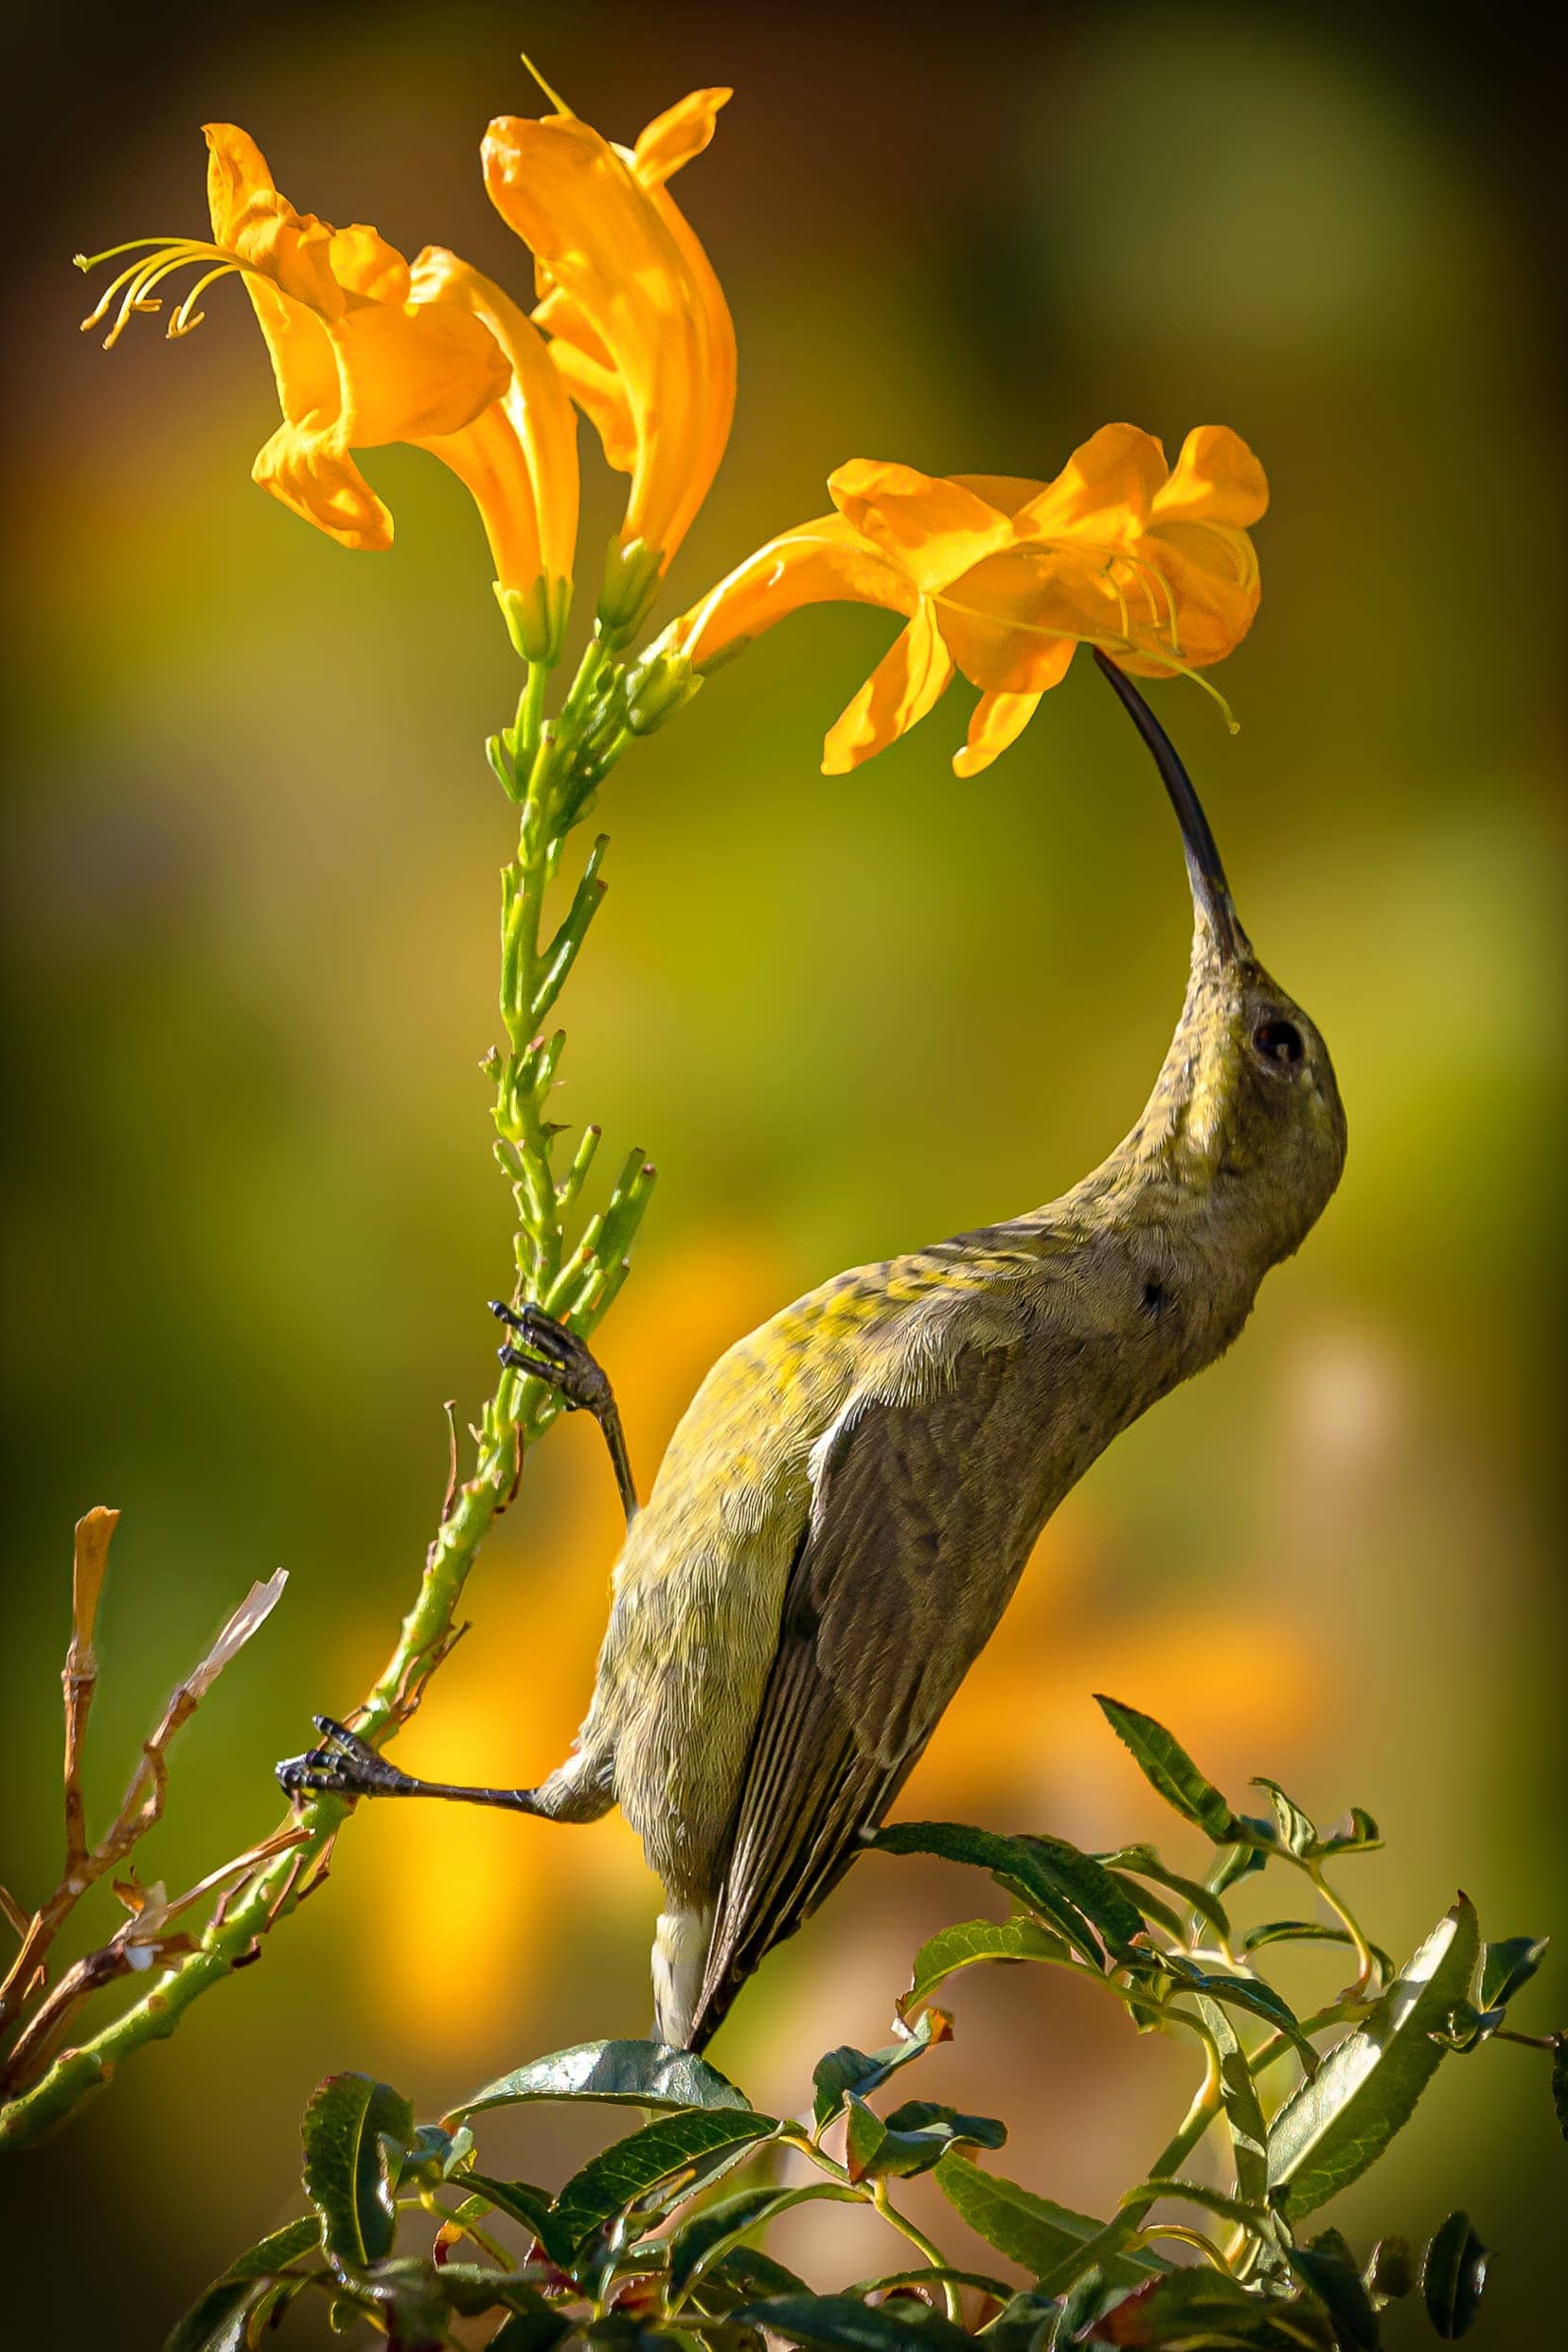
[[689, 1340, 1037, 2049]]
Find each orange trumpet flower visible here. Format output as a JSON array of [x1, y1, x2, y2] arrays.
[[77, 124, 579, 661], [665, 423, 1268, 774], [483, 82, 737, 642]]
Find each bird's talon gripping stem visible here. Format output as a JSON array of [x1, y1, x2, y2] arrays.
[[276, 1716, 415, 1803], [488, 1299, 639, 1525]]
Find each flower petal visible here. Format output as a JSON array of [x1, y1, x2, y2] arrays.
[[329, 223, 412, 304], [1152, 426, 1268, 527], [631, 87, 732, 188], [953, 687, 1043, 778], [1013, 422, 1167, 543], [821, 600, 955, 774], [409, 247, 580, 594], [670, 512, 915, 670], [485, 106, 733, 575], [829, 460, 1012, 594], [934, 546, 1088, 691], [203, 125, 341, 315], [252, 418, 391, 551], [336, 300, 509, 447]]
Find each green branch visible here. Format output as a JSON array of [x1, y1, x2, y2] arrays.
[[0, 633, 662, 2152]]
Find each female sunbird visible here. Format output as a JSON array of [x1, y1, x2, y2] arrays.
[[280, 653, 1346, 2049]]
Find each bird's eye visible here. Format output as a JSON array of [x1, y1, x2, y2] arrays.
[[1254, 1018, 1305, 1067]]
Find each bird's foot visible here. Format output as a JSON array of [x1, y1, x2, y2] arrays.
[[490, 1298, 612, 1417], [276, 1716, 414, 1803]]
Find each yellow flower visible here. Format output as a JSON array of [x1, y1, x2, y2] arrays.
[[483, 83, 737, 639], [667, 423, 1268, 775], [78, 125, 579, 658]]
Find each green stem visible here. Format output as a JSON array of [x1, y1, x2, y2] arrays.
[[870, 2183, 963, 2325], [1035, 2033, 1224, 2298], [0, 640, 652, 2153]]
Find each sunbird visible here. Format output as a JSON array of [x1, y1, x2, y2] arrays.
[[279, 652, 1346, 2050]]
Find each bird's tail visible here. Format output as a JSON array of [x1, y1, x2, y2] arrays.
[[651, 1904, 714, 2048]]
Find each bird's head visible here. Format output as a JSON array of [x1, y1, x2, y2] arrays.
[[1098, 651, 1347, 1263]]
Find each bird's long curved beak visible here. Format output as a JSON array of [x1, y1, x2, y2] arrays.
[[1092, 650, 1251, 966]]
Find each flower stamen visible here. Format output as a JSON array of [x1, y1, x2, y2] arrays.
[[77, 238, 260, 347]]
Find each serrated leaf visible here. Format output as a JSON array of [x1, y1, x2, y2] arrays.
[[454, 2174, 576, 2272], [446, 2038, 750, 2122], [1120, 2179, 1275, 2241], [670, 2183, 859, 2297], [905, 1917, 1072, 2013], [1287, 2245, 1380, 2349], [551, 2107, 776, 2249], [1477, 1934, 1547, 2014], [1098, 1845, 1232, 1946], [1316, 1808, 1381, 1857], [1095, 1698, 1238, 1843], [1210, 1832, 1273, 1899], [1267, 1897, 1482, 2218], [1159, 1954, 1316, 2063], [1421, 2212, 1488, 2339], [704, 2242, 811, 2305], [1240, 1923, 1397, 1980], [1194, 1998, 1268, 2212], [852, 2265, 1016, 2301], [812, 2005, 952, 2129], [300, 2074, 415, 2268], [1251, 1778, 1319, 1860], [1091, 2270, 1334, 2348], [846, 2094, 1006, 2183], [162, 2218, 322, 2352], [980, 2289, 1068, 2352], [739, 2291, 972, 2351], [489, 2317, 577, 2352], [935, 2152, 1163, 2288], [876, 1822, 1139, 1964]]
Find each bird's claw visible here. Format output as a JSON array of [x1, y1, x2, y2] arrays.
[[490, 1298, 610, 1415], [276, 1715, 412, 1802]]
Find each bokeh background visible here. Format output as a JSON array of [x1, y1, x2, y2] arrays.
[[4, 1, 1562, 2341]]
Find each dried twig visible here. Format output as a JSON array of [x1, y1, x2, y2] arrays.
[[0, 1539, 289, 2061]]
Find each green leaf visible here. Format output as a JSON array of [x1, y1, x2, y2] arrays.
[[1240, 1923, 1397, 1980], [935, 2152, 1162, 2288], [739, 2291, 972, 2351], [454, 2174, 576, 2272], [1092, 2271, 1334, 2348], [1120, 2179, 1275, 2243], [1193, 1998, 1269, 2212], [1158, 1954, 1316, 2063], [875, 1822, 1140, 1964], [300, 2073, 415, 2268], [551, 2107, 777, 2249], [1249, 1779, 1319, 1860], [489, 2317, 577, 2352], [704, 2243, 811, 2305], [670, 2183, 859, 2298], [852, 2266, 1016, 2301], [446, 2038, 751, 2122], [1477, 1934, 1547, 2014], [1095, 1697, 1238, 1842], [1315, 1808, 1382, 1857], [813, 2005, 951, 2129], [1266, 1896, 1482, 2218], [1209, 1828, 1274, 1900], [1287, 2246, 1380, 2349], [845, 2094, 1007, 2183], [1363, 2237, 1413, 2304], [1098, 1846, 1232, 1946], [1420, 2212, 1489, 2339], [906, 1917, 1072, 2011], [162, 2218, 323, 2352]]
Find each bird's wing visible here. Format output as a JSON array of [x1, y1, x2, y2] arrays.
[[689, 1339, 1038, 2048]]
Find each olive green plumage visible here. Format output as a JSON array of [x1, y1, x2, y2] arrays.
[[279, 656, 1345, 2053]]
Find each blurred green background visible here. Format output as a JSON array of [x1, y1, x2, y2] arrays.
[[4, 2, 1562, 2340]]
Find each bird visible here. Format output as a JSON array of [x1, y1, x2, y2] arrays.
[[278, 650, 1347, 2053]]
